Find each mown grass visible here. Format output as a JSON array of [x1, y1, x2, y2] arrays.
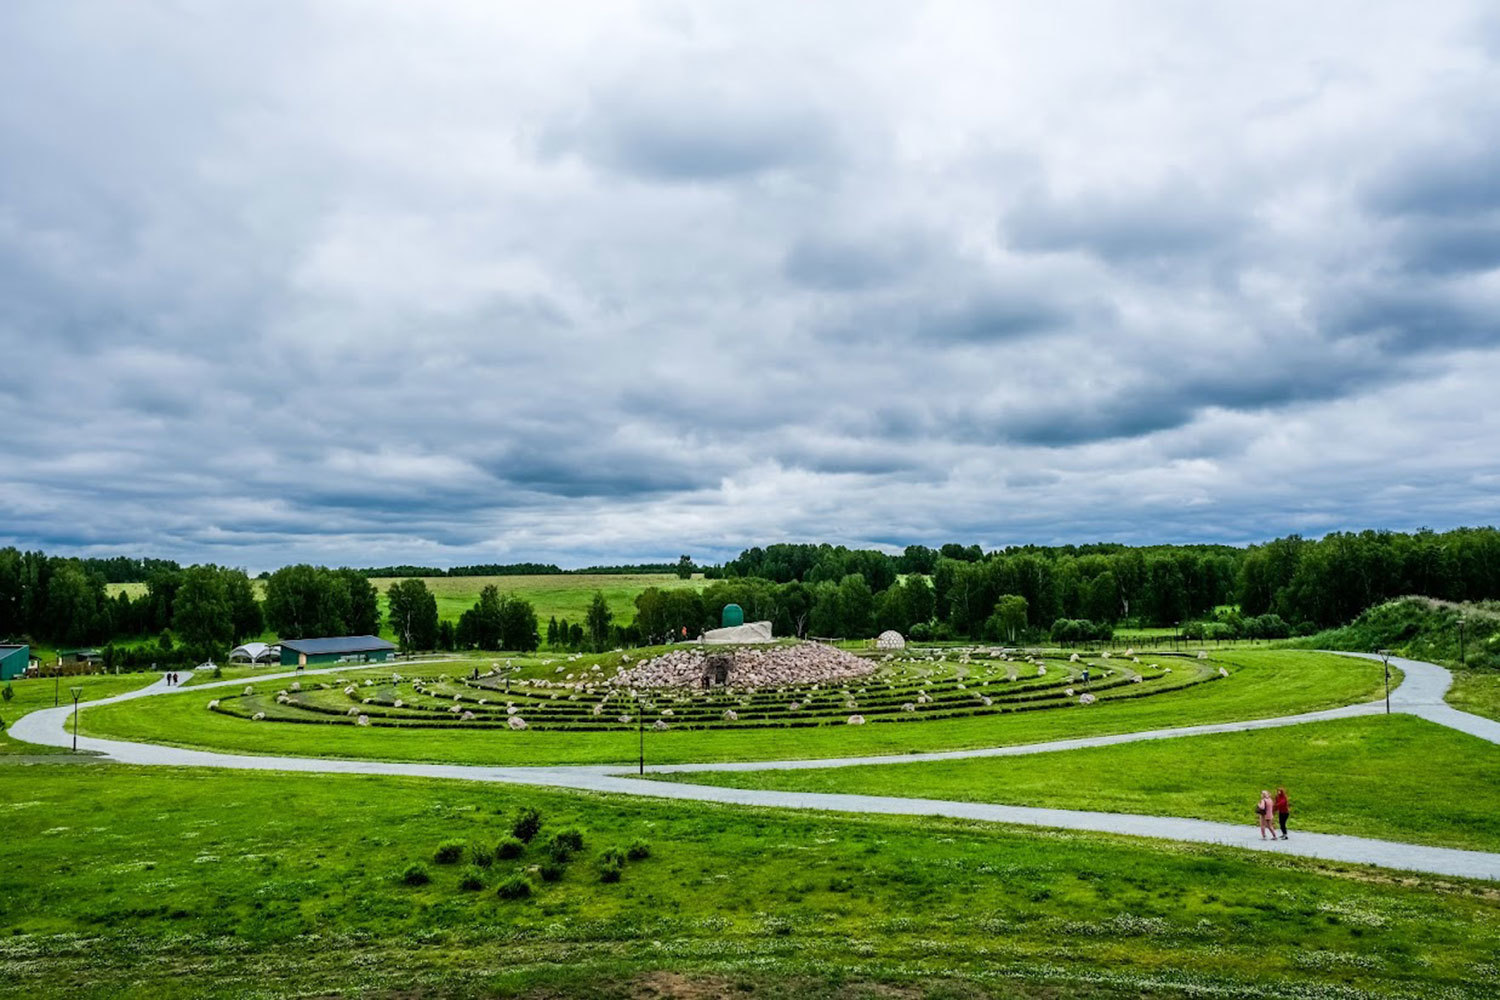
[[0, 673, 156, 755], [1447, 670, 1500, 722], [652, 714, 1500, 853], [0, 763, 1497, 1000], [68, 650, 1388, 767]]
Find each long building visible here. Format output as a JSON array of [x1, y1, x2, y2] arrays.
[[0, 643, 30, 681], [278, 635, 396, 667]]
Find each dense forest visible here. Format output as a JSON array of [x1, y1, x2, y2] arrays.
[[2, 528, 1498, 662]]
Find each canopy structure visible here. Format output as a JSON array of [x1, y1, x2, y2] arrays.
[[228, 642, 280, 664], [875, 630, 906, 650]]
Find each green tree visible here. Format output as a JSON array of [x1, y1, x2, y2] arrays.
[[386, 578, 439, 651], [173, 565, 234, 661], [224, 569, 263, 642], [675, 555, 695, 579], [263, 565, 351, 638], [338, 570, 381, 635], [498, 594, 540, 652], [988, 594, 1029, 643], [585, 592, 613, 651]]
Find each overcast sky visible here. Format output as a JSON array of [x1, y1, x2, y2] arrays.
[[3, 2, 1499, 572]]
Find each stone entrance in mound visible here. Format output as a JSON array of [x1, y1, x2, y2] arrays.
[[701, 653, 732, 688]]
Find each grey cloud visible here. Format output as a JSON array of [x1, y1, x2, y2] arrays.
[[1002, 182, 1245, 264]]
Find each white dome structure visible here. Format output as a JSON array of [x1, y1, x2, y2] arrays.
[[875, 630, 906, 650], [228, 642, 280, 664]]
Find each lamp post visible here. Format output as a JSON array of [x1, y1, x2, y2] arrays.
[[70, 686, 83, 752], [638, 692, 645, 776], [1457, 618, 1466, 667], [54, 668, 60, 707], [1377, 649, 1391, 715]]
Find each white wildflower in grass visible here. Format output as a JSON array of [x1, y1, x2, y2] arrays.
[[356, 715, 370, 726], [243, 686, 254, 695], [846, 714, 865, 725], [1069, 653, 1080, 663], [508, 716, 528, 731], [901, 702, 916, 712], [1079, 693, 1097, 705], [251, 712, 265, 721], [1218, 666, 1229, 677], [207, 700, 220, 710]]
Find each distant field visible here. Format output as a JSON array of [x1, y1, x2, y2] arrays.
[[108, 573, 709, 635], [368, 573, 708, 630]]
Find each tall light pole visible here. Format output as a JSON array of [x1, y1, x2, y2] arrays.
[[70, 686, 83, 752], [1377, 649, 1391, 715], [1457, 618, 1466, 667], [638, 692, 645, 776]]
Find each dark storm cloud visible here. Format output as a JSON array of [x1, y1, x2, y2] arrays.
[[4, 2, 1500, 570]]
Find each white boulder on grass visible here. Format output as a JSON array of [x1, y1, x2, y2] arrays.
[[290, 682, 301, 692], [1079, 693, 1097, 705], [347, 707, 358, 715], [243, 686, 254, 695], [653, 719, 669, 731], [846, 714, 865, 725], [207, 700, 219, 710], [251, 712, 265, 721], [901, 702, 916, 712], [1069, 653, 1080, 662], [1218, 666, 1229, 677], [393, 699, 404, 708], [344, 686, 357, 696], [723, 709, 738, 721], [508, 716, 528, 731], [357, 715, 370, 726]]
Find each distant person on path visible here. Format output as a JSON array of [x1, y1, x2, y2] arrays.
[[1274, 787, 1290, 840], [1256, 790, 1276, 840]]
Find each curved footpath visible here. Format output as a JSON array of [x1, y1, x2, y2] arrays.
[[10, 653, 1500, 881]]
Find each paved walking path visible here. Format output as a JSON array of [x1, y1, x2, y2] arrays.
[[10, 653, 1500, 881]]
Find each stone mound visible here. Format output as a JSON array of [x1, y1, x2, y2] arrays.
[[612, 642, 874, 689]]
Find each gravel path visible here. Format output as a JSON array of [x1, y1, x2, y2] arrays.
[[9, 653, 1500, 881]]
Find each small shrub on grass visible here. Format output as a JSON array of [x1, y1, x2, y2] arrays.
[[401, 863, 431, 886], [470, 844, 494, 868], [511, 806, 543, 843], [457, 866, 486, 891], [496, 837, 524, 860], [496, 875, 533, 900], [626, 838, 651, 860], [596, 847, 626, 883], [539, 860, 566, 882], [544, 828, 585, 861], [434, 840, 466, 864]]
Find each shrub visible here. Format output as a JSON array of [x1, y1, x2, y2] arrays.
[[545, 827, 585, 860], [538, 860, 566, 883], [457, 866, 486, 891], [512, 806, 543, 843], [626, 838, 651, 860], [401, 863, 431, 886], [597, 859, 622, 883], [470, 845, 494, 868], [434, 840, 466, 865], [496, 836, 525, 860], [496, 875, 533, 900]]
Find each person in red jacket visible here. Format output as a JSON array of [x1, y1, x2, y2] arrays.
[[1274, 787, 1290, 840]]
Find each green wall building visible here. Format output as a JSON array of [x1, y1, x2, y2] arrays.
[[0, 644, 30, 681], [278, 635, 396, 668]]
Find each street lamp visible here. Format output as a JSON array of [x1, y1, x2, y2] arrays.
[[1457, 618, 1466, 667], [69, 686, 83, 752], [638, 691, 646, 776], [1377, 649, 1391, 715]]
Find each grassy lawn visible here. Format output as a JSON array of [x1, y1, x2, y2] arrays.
[[0, 762, 1496, 999], [67, 650, 1389, 767], [0, 673, 157, 755], [370, 572, 709, 631], [652, 714, 1500, 853], [1447, 669, 1500, 722]]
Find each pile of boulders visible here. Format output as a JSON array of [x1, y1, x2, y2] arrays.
[[612, 642, 875, 689]]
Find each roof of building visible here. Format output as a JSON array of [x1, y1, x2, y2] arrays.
[[228, 642, 280, 661], [278, 635, 396, 655], [0, 643, 28, 651]]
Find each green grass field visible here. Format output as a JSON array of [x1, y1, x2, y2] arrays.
[[1447, 669, 1500, 721], [652, 714, 1500, 852], [72, 650, 1389, 767], [1, 761, 1496, 1000], [0, 673, 157, 755]]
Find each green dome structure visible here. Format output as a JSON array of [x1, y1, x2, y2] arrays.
[[721, 603, 744, 628]]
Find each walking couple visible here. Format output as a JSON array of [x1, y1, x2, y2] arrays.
[[1256, 788, 1289, 840]]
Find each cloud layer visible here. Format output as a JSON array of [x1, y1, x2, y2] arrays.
[[3, 2, 1499, 570]]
